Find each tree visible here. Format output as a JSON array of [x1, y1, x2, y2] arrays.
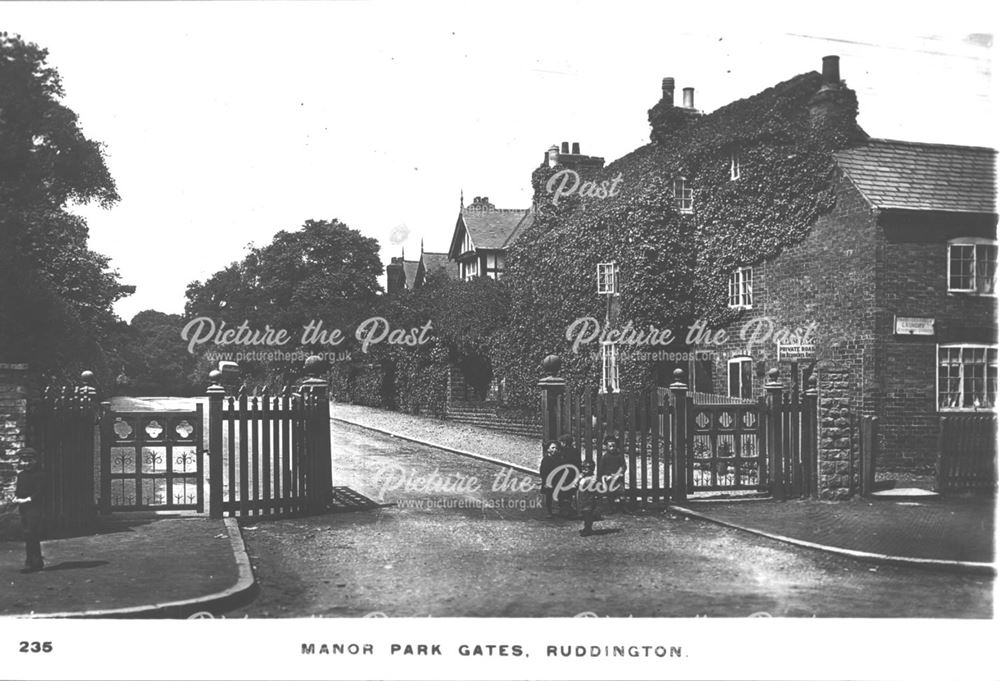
[[184, 219, 383, 386], [0, 33, 131, 383]]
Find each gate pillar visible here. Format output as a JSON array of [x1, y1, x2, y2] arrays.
[[207, 371, 225, 519], [301, 355, 332, 514], [765, 369, 786, 501], [537, 354, 566, 450], [669, 369, 688, 504]]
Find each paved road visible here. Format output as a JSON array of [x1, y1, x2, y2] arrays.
[[231, 421, 993, 618]]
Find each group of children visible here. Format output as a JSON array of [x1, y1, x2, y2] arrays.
[[539, 434, 627, 537]]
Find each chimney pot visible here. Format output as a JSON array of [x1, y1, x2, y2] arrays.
[[571, 142, 580, 154], [561, 141, 569, 154], [682, 87, 695, 109], [662, 77, 675, 106], [822, 55, 840, 88]]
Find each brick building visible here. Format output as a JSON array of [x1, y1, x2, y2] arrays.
[[710, 138, 996, 487]]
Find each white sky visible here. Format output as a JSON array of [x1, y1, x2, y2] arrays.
[[3, 1, 995, 321]]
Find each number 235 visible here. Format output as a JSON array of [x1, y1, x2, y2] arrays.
[[19, 641, 53, 653]]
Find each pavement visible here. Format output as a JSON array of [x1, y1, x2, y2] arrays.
[[0, 401, 991, 618], [331, 402, 997, 574], [0, 512, 254, 618]]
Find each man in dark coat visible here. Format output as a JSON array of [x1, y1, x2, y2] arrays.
[[12, 447, 45, 572]]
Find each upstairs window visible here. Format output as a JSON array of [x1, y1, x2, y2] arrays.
[[728, 267, 753, 309], [948, 239, 997, 294], [730, 151, 741, 180], [597, 262, 619, 295], [938, 344, 997, 411], [673, 177, 693, 214]]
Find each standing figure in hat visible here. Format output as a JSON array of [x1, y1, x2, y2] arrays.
[[12, 448, 45, 572]]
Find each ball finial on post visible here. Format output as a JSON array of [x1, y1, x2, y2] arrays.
[[540, 354, 562, 377]]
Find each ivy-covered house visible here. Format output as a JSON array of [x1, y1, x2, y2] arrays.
[[502, 55, 995, 497]]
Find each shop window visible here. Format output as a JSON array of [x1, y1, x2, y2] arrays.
[[938, 344, 997, 411]]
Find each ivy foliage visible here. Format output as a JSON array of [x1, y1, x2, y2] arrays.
[[495, 71, 864, 406]]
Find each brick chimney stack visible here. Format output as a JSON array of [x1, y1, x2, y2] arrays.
[[809, 55, 864, 140], [662, 77, 675, 106], [544, 141, 605, 172], [649, 77, 702, 143]]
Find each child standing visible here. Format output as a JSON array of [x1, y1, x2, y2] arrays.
[[577, 460, 598, 536], [12, 447, 45, 572], [539, 441, 560, 518]]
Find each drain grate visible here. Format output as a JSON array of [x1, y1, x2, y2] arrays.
[[328, 486, 381, 511]]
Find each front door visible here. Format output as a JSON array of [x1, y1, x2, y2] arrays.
[[100, 406, 204, 512]]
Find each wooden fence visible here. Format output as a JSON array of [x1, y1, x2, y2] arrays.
[[208, 378, 332, 519], [938, 414, 997, 494], [26, 379, 98, 535], [539, 366, 818, 503]]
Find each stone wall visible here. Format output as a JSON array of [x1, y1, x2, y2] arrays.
[[0, 363, 37, 499]]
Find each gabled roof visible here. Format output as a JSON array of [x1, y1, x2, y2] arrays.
[[420, 251, 452, 278], [448, 207, 532, 259], [402, 260, 419, 289], [835, 139, 997, 214]]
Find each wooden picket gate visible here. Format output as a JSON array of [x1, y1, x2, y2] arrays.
[[938, 414, 997, 494], [207, 378, 332, 519], [26, 378, 99, 535], [538, 363, 818, 503]]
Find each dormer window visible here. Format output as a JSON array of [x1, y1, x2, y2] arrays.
[[948, 238, 996, 295], [728, 267, 753, 309], [672, 177, 693, 214], [730, 151, 741, 181], [597, 262, 619, 295]]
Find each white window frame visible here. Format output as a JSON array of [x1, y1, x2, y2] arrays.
[[600, 342, 620, 394], [728, 356, 753, 400], [673, 177, 693, 214], [947, 238, 997, 296], [597, 262, 619, 295], [728, 266, 753, 309], [937, 343, 998, 412], [730, 151, 741, 181]]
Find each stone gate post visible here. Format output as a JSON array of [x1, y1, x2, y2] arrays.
[[669, 369, 688, 504], [537, 354, 566, 451], [765, 368, 785, 501], [207, 370, 225, 519]]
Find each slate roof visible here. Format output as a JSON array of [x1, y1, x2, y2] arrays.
[[420, 251, 453, 278], [449, 207, 533, 258], [402, 260, 419, 289], [835, 139, 997, 214]]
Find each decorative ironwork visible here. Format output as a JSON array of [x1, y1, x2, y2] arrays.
[[102, 409, 203, 512], [175, 420, 195, 439], [689, 404, 763, 492], [145, 420, 164, 439], [113, 419, 134, 440]]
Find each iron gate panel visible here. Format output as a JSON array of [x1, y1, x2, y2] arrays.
[[687, 399, 766, 492], [100, 406, 204, 511]]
